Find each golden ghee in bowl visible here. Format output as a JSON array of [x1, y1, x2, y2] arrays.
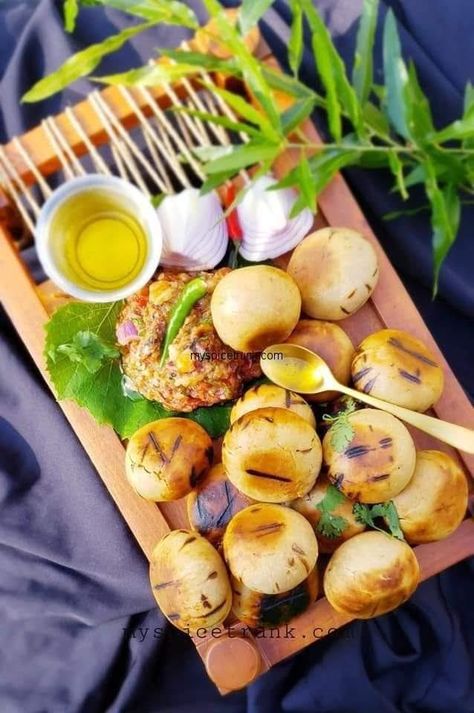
[[36, 175, 162, 302]]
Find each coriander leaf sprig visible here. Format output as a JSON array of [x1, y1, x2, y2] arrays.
[[322, 397, 358, 453], [353, 501, 405, 540], [315, 485, 349, 539], [23, 0, 474, 291]]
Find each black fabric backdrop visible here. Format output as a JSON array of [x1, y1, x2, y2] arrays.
[[0, 2, 473, 712]]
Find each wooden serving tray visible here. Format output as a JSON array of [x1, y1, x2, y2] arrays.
[[0, 33, 473, 695]]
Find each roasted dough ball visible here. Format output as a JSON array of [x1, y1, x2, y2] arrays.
[[210, 266, 301, 352], [285, 319, 354, 401], [392, 450, 468, 544], [223, 504, 318, 595], [324, 531, 420, 619], [323, 409, 416, 503], [222, 407, 322, 502], [126, 418, 213, 501], [291, 474, 365, 553], [232, 567, 319, 629], [287, 228, 379, 320], [230, 382, 315, 427], [187, 463, 254, 547], [150, 530, 232, 632], [352, 329, 444, 412]]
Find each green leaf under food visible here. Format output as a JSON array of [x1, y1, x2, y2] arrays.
[[22, 22, 153, 102], [55, 330, 119, 374], [239, 0, 274, 36], [170, 105, 260, 138], [45, 301, 231, 439], [288, 0, 304, 78], [352, 0, 379, 105]]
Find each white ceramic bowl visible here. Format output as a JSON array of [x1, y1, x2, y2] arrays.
[[35, 174, 162, 302]]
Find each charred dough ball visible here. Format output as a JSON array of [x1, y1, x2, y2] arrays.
[[352, 329, 444, 412], [287, 228, 379, 320], [324, 531, 420, 618], [222, 407, 322, 502], [231, 567, 319, 629], [186, 463, 254, 547], [323, 409, 416, 503], [223, 504, 318, 595], [210, 266, 301, 352], [230, 382, 315, 427], [150, 529, 232, 631], [392, 450, 468, 544], [126, 418, 213, 501], [291, 474, 365, 553], [285, 319, 354, 401]]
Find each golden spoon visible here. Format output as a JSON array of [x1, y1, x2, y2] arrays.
[[260, 343, 474, 454]]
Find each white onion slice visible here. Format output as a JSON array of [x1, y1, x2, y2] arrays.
[[237, 174, 313, 261], [157, 188, 228, 271]]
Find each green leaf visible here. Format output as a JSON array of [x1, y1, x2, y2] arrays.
[[64, 0, 79, 32], [95, 0, 198, 27], [405, 61, 434, 141], [198, 82, 281, 142], [382, 9, 410, 138], [388, 149, 408, 200], [353, 501, 405, 540], [322, 396, 358, 452], [280, 96, 316, 135], [22, 22, 152, 102], [56, 330, 119, 374], [170, 105, 260, 137], [273, 147, 360, 197], [96, 61, 200, 87], [424, 164, 461, 295], [239, 0, 274, 36], [196, 140, 280, 175], [202, 0, 281, 130], [288, 0, 304, 78], [315, 484, 349, 539], [363, 101, 390, 136], [352, 0, 379, 105], [289, 156, 316, 215], [434, 116, 474, 144], [301, 0, 363, 138], [45, 302, 230, 438], [404, 164, 427, 188], [263, 65, 318, 101]]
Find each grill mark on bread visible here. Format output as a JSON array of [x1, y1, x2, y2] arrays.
[[340, 306, 351, 315], [251, 522, 284, 537], [352, 366, 372, 383], [171, 435, 183, 458], [200, 599, 227, 618], [215, 480, 235, 527], [369, 473, 390, 481], [345, 444, 374, 459], [207, 571, 218, 580], [291, 543, 305, 555], [398, 368, 422, 384], [379, 437, 392, 449], [180, 536, 197, 549], [388, 337, 438, 366], [362, 375, 378, 393], [246, 469, 292, 482], [148, 432, 169, 464], [167, 613, 180, 621], [201, 593, 212, 609], [154, 579, 179, 590]]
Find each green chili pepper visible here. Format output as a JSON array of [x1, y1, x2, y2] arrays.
[[159, 277, 207, 367]]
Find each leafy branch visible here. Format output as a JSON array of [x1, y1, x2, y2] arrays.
[[23, 0, 474, 292]]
